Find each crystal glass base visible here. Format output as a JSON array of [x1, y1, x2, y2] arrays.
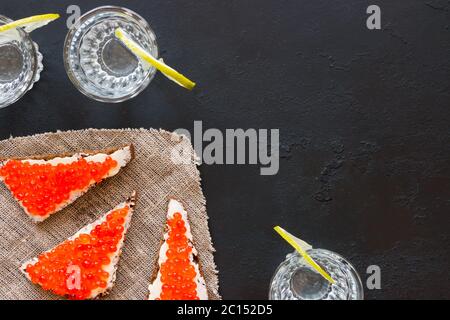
[[269, 249, 364, 300], [0, 15, 42, 109], [63, 6, 158, 103]]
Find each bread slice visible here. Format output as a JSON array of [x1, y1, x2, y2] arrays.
[[0, 145, 134, 222], [148, 199, 208, 300], [21, 192, 136, 300]]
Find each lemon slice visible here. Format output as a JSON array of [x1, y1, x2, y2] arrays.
[[115, 28, 196, 90], [274, 226, 335, 284], [0, 14, 60, 34]]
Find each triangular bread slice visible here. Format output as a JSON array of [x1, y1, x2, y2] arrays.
[[148, 199, 208, 300], [0, 145, 134, 222], [21, 192, 136, 300]]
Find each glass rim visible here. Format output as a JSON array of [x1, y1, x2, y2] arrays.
[[0, 15, 39, 109], [63, 5, 159, 103]]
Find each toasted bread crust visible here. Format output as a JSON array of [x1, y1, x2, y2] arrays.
[[0, 144, 134, 162]]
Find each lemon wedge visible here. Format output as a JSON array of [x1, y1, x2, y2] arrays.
[[0, 14, 60, 34], [115, 27, 196, 90], [274, 226, 335, 284]]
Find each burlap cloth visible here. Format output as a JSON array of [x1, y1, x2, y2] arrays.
[[0, 128, 220, 300]]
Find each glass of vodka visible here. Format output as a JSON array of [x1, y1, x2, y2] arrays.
[[63, 6, 158, 103], [0, 15, 43, 108], [269, 249, 364, 300]]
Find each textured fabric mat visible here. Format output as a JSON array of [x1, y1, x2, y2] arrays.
[[0, 128, 220, 300]]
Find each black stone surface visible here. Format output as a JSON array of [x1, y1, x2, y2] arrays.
[[0, 0, 449, 300]]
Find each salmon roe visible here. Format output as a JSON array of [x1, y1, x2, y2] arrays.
[[0, 156, 117, 217], [25, 207, 129, 300], [157, 212, 199, 300]]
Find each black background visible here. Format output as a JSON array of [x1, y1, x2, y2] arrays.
[[0, 0, 449, 299]]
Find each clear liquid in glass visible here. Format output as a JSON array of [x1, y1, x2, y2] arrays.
[[0, 15, 42, 108], [63, 6, 158, 103], [269, 249, 364, 300]]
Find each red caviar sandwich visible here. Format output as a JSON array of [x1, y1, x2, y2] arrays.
[[148, 199, 208, 300], [0, 145, 134, 222], [21, 192, 136, 300]]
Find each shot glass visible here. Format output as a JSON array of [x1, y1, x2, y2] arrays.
[[63, 6, 158, 103], [269, 249, 364, 300], [0, 15, 43, 109]]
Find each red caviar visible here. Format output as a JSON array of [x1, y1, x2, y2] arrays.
[[0, 156, 117, 217], [158, 212, 199, 300], [25, 207, 130, 300]]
